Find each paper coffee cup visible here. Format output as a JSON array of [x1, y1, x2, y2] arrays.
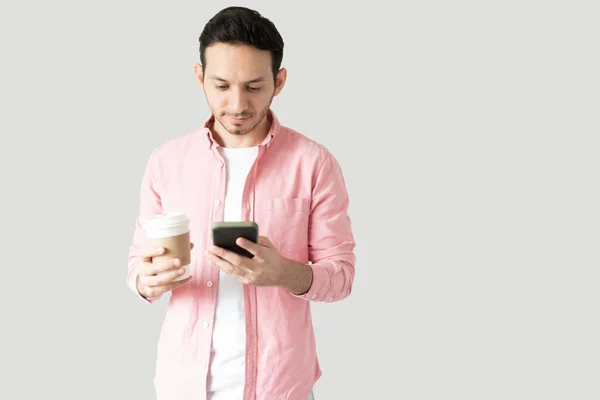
[[143, 212, 191, 281]]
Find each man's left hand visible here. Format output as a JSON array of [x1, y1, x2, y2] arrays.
[[207, 236, 290, 287]]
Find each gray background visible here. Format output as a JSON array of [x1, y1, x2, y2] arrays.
[[1, 0, 598, 399]]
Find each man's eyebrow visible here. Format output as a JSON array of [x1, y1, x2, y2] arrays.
[[208, 75, 266, 84]]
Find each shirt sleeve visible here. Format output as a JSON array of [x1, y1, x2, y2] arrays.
[[127, 150, 163, 304], [292, 149, 356, 302]]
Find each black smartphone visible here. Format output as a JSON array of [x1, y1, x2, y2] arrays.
[[212, 221, 259, 258]]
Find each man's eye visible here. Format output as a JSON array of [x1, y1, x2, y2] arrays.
[[216, 85, 228, 90], [248, 87, 262, 92]]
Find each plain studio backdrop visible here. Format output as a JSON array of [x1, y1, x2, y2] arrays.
[[0, 0, 598, 399]]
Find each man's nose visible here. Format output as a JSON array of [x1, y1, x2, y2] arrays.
[[230, 89, 248, 114]]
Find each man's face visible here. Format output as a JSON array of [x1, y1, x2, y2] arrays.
[[195, 43, 285, 136]]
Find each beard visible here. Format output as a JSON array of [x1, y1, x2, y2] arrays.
[[214, 99, 272, 136]]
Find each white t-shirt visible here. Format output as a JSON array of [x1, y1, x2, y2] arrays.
[[207, 145, 259, 400]]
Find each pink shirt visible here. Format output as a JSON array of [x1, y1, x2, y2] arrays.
[[127, 110, 356, 400]]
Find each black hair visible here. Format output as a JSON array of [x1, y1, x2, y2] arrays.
[[199, 6, 284, 81]]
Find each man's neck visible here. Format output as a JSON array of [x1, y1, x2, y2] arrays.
[[211, 114, 271, 148]]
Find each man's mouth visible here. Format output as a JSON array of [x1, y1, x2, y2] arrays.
[[229, 115, 251, 123]]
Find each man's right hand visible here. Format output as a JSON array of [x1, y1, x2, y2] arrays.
[[136, 243, 194, 299]]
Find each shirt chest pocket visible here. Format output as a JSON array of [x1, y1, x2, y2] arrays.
[[261, 197, 311, 259]]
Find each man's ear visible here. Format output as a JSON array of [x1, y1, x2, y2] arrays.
[[194, 63, 204, 89], [273, 67, 287, 96]]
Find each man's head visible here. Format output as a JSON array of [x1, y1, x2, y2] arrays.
[[194, 6, 286, 139]]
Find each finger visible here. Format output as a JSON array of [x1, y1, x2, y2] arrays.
[[235, 237, 261, 256], [147, 258, 182, 275], [209, 245, 245, 267], [190, 242, 195, 250], [257, 236, 274, 248], [147, 275, 192, 297], [164, 275, 193, 292], [208, 253, 253, 284], [141, 246, 165, 261], [143, 265, 188, 286], [208, 252, 240, 276]]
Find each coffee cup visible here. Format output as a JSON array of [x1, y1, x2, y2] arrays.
[[143, 212, 191, 281]]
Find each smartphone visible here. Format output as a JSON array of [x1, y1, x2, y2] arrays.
[[212, 221, 259, 258]]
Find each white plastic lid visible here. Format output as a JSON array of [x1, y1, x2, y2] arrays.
[[143, 212, 190, 232]]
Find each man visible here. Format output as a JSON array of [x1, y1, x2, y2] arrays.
[[127, 6, 356, 400]]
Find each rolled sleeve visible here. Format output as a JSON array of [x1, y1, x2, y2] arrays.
[[127, 150, 164, 304], [293, 148, 356, 302]]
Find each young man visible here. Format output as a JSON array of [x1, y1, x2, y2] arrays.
[[127, 6, 356, 400]]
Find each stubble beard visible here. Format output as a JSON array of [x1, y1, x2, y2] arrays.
[[216, 99, 273, 136]]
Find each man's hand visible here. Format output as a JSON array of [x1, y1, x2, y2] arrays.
[[136, 243, 194, 299], [206, 236, 313, 295]]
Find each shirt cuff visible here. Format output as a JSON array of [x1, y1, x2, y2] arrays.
[[290, 262, 329, 302]]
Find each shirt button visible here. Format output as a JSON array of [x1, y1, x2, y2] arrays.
[[218, 162, 223, 168], [203, 362, 208, 368], [207, 281, 213, 287], [215, 199, 221, 205], [311, 294, 317, 300], [204, 321, 210, 328]]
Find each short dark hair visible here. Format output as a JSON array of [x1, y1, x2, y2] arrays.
[[199, 6, 284, 80]]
